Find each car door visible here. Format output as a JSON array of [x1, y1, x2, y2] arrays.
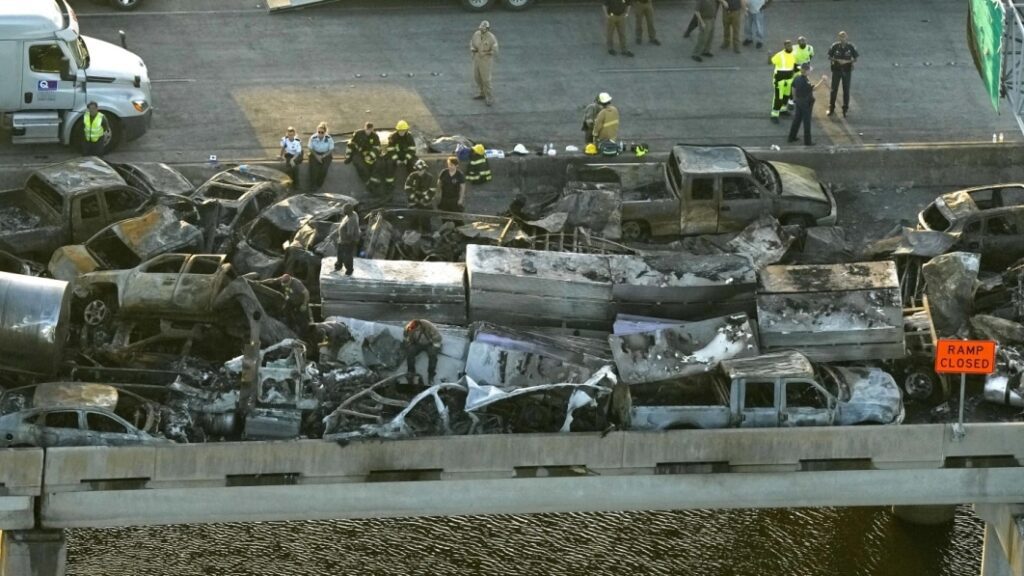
[[738, 379, 781, 428], [85, 410, 146, 446], [21, 42, 75, 111], [978, 212, 1024, 269], [120, 254, 188, 313], [680, 176, 719, 235], [718, 175, 767, 232], [781, 379, 835, 427], [39, 409, 93, 447], [71, 191, 108, 242], [172, 255, 224, 311]]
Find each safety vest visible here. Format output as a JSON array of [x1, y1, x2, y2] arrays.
[[793, 44, 814, 65], [771, 50, 796, 73], [466, 152, 492, 184], [83, 112, 105, 143]]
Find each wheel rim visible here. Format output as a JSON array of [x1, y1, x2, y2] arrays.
[[505, 0, 530, 5], [83, 299, 109, 326], [466, 0, 490, 6], [621, 221, 643, 241], [904, 372, 934, 401], [114, 0, 139, 6]]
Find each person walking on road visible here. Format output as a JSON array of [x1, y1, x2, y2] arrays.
[[769, 39, 797, 123], [582, 94, 601, 145], [278, 126, 303, 189], [470, 21, 499, 106], [692, 0, 727, 62], [346, 122, 381, 187], [307, 122, 334, 191], [333, 203, 360, 276], [81, 101, 111, 156], [720, 0, 743, 53], [603, 0, 634, 57], [827, 30, 859, 118], [437, 157, 467, 214], [592, 92, 620, 144], [788, 63, 827, 146], [633, 0, 659, 45], [742, 0, 769, 49]]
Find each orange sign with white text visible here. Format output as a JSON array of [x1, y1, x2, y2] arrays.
[[934, 339, 997, 375]]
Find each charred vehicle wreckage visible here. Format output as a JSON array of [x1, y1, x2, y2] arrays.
[[0, 154, 1022, 448]]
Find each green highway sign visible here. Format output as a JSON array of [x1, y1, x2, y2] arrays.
[[969, 0, 1005, 111]]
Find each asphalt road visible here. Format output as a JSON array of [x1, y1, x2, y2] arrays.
[[0, 0, 1018, 167]]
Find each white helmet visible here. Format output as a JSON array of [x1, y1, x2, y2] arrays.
[[598, 92, 612, 104]]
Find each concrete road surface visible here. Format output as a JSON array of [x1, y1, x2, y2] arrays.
[[0, 0, 1018, 167]]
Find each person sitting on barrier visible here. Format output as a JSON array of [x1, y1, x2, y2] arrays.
[[310, 320, 354, 364], [403, 319, 442, 385]]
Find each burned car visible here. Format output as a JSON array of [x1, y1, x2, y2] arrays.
[[193, 165, 294, 253], [111, 162, 195, 199], [74, 253, 235, 326], [48, 205, 204, 282], [630, 351, 904, 430], [917, 184, 1024, 269], [0, 404, 170, 448], [230, 193, 355, 278]]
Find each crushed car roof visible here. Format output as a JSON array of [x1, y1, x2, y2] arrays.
[[720, 351, 814, 380], [673, 145, 750, 175], [34, 157, 128, 197]]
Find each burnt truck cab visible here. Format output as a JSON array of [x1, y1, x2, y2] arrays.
[[630, 351, 904, 430], [576, 145, 836, 241], [917, 184, 1024, 270]]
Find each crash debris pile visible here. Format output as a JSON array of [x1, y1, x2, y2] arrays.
[[319, 258, 467, 324], [756, 261, 905, 362]]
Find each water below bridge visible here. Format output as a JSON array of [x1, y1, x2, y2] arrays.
[[65, 506, 982, 575]]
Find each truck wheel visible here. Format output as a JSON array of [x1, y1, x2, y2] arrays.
[[621, 221, 649, 242], [110, 0, 141, 10], [82, 293, 117, 327], [903, 370, 943, 406], [461, 0, 494, 11], [502, 0, 533, 10], [781, 214, 815, 228], [70, 115, 122, 155]]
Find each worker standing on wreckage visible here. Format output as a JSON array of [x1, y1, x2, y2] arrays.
[[404, 319, 442, 385], [404, 159, 436, 232]]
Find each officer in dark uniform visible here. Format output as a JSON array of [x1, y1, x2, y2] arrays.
[[787, 63, 826, 146]]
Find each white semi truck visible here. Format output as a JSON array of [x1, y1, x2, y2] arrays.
[[0, 0, 152, 154]]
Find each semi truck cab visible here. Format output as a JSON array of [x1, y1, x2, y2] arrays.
[[0, 0, 152, 152]]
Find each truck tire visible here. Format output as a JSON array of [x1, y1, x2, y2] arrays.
[[461, 0, 495, 11], [110, 0, 141, 10], [621, 221, 649, 242], [502, 0, 533, 10], [71, 115, 122, 156]]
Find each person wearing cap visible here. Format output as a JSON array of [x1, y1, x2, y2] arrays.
[[307, 122, 334, 191], [278, 126, 304, 189], [81, 101, 111, 156], [603, 0, 634, 57], [404, 159, 435, 231], [787, 63, 827, 146], [470, 20, 499, 106], [592, 93, 620, 143], [334, 203, 361, 276], [403, 319, 443, 385], [465, 143, 492, 184], [387, 120, 417, 172], [346, 122, 381, 188], [633, 0, 659, 46], [581, 94, 602, 145]]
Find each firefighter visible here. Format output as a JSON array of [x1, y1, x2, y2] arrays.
[[769, 39, 797, 123], [387, 120, 417, 172], [403, 319, 443, 384], [345, 121, 380, 186], [465, 144, 492, 184], [404, 159, 435, 232]]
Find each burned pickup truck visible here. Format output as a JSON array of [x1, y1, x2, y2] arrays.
[[917, 184, 1024, 270], [570, 144, 836, 241], [0, 157, 163, 259], [630, 351, 905, 430]]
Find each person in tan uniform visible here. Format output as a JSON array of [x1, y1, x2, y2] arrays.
[[633, 0, 659, 45], [470, 20, 499, 106], [592, 92, 620, 143]]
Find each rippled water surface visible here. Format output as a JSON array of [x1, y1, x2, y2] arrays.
[[67, 506, 982, 575]]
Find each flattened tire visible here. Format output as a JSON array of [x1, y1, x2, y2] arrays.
[[502, 0, 533, 10], [461, 0, 494, 11]]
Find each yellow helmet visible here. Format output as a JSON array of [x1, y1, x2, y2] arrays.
[[584, 143, 598, 155], [395, 120, 409, 131], [472, 144, 485, 155]]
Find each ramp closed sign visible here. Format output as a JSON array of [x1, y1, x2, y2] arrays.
[[934, 339, 997, 374]]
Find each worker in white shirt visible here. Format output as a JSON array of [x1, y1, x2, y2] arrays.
[[278, 126, 303, 189], [307, 121, 334, 191]]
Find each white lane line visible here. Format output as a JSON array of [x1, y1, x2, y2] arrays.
[[601, 66, 742, 73], [78, 9, 265, 17], [151, 79, 197, 83]]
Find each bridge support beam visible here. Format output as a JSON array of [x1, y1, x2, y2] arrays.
[[975, 504, 1024, 576], [891, 505, 957, 525], [0, 530, 66, 576]]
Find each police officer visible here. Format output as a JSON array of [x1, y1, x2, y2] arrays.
[[403, 319, 443, 385], [827, 30, 859, 118], [470, 20, 499, 106], [81, 101, 111, 156], [465, 144, 492, 184], [404, 159, 435, 232], [769, 40, 797, 123], [346, 122, 381, 187], [307, 122, 334, 191], [787, 63, 827, 146], [278, 126, 303, 188]]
